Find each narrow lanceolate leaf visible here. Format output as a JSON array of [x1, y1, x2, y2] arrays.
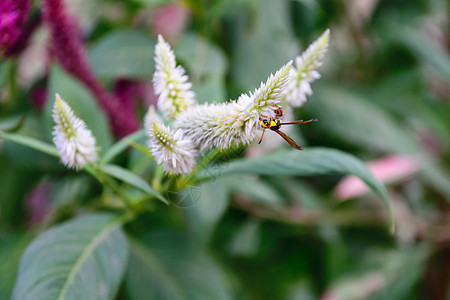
[[197, 147, 394, 232], [100, 164, 168, 204], [0, 131, 59, 157], [12, 213, 129, 300], [101, 129, 145, 164]]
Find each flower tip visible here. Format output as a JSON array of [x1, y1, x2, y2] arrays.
[[318, 29, 330, 47], [157, 34, 165, 44], [54, 93, 62, 105]]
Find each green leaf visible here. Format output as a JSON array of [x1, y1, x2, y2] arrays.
[[101, 129, 146, 164], [126, 231, 232, 300], [12, 213, 129, 300], [229, 219, 261, 257], [227, 176, 284, 206], [88, 30, 156, 79], [44, 65, 113, 154], [311, 85, 421, 154], [230, 0, 299, 91], [177, 33, 227, 77], [0, 233, 33, 300], [182, 178, 230, 245], [176, 33, 228, 103], [0, 115, 25, 132], [394, 28, 450, 83], [100, 164, 168, 204], [0, 131, 58, 157], [197, 147, 394, 231]]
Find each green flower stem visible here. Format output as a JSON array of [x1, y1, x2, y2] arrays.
[[129, 141, 154, 159], [151, 165, 165, 192], [84, 164, 135, 212], [178, 148, 222, 189]]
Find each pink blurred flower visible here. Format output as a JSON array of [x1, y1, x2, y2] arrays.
[[0, 0, 31, 55], [25, 182, 53, 226], [151, 3, 190, 44], [335, 155, 420, 200]]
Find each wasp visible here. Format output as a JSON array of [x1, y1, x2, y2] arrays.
[[259, 105, 317, 150]]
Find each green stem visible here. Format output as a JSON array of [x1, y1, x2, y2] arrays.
[[151, 165, 165, 192], [85, 164, 135, 212], [178, 148, 222, 189]]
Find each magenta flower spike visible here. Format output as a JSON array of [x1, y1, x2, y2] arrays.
[[42, 0, 139, 137], [0, 0, 31, 55]]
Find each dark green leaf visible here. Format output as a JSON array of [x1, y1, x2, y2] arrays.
[[311, 85, 421, 154], [0, 233, 33, 300], [182, 178, 229, 245], [230, 0, 299, 91], [229, 219, 261, 256], [12, 213, 129, 300], [0, 131, 58, 157], [176, 33, 228, 103], [126, 232, 232, 300], [88, 30, 156, 78]]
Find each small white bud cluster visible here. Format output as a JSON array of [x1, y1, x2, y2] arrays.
[[283, 29, 330, 107], [153, 35, 195, 119]]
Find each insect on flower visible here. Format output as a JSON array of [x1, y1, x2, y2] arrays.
[[259, 106, 317, 150]]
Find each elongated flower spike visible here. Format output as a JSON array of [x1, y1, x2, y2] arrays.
[[153, 34, 195, 119], [283, 29, 330, 107], [52, 94, 98, 170], [147, 122, 198, 174], [174, 61, 292, 150]]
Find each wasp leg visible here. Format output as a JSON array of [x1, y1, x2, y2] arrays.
[[258, 128, 266, 144]]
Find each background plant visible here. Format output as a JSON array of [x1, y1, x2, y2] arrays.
[[0, 0, 449, 299]]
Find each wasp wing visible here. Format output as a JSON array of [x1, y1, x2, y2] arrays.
[[275, 130, 303, 150], [282, 119, 318, 125]]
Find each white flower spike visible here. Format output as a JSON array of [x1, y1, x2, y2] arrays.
[[153, 34, 195, 119], [283, 29, 330, 107], [52, 94, 98, 170], [148, 122, 198, 174], [174, 62, 292, 150]]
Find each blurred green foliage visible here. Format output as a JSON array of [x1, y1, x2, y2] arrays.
[[1, 0, 449, 299]]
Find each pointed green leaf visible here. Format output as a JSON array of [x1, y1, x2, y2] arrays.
[[197, 147, 394, 231], [101, 129, 146, 164], [12, 213, 129, 300], [0, 131, 58, 157], [100, 164, 168, 204]]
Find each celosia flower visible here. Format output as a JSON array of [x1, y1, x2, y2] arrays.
[[52, 94, 97, 170], [283, 29, 330, 107], [174, 62, 292, 150], [153, 34, 195, 119], [147, 121, 198, 174]]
